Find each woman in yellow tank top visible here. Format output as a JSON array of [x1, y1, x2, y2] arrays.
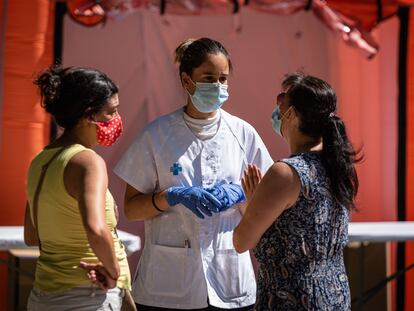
[[24, 65, 131, 310]]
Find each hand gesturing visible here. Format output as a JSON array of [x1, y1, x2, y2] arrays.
[[242, 164, 263, 202]]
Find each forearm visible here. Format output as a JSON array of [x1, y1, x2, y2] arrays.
[[86, 227, 120, 280], [125, 191, 170, 220], [233, 223, 259, 253]]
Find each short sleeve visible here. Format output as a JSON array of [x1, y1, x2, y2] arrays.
[[279, 156, 311, 198], [114, 130, 158, 194]]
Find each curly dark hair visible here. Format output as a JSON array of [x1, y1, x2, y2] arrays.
[[34, 65, 118, 129]]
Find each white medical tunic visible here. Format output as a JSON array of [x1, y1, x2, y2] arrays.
[[114, 108, 274, 309]]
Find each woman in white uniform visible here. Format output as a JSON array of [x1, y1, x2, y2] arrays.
[[114, 38, 273, 310]]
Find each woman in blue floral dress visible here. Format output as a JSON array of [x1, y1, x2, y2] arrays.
[[234, 73, 360, 310]]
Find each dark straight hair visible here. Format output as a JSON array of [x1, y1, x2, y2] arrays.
[[282, 72, 361, 210]]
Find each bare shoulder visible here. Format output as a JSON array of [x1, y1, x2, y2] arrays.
[[265, 161, 300, 185], [260, 161, 301, 205], [68, 150, 107, 172], [63, 150, 108, 199]]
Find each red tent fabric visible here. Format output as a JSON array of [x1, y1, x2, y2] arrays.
[[67, 0, 414, 57], [1, 0, 414, 309]]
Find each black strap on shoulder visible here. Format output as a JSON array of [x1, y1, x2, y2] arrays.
[[32, 147, 66, 250]]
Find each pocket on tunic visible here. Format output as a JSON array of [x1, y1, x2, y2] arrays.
[[145, 244, 194, 297], [210, 249, 247, 301]]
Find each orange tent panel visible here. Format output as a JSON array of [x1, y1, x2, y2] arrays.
[[0, 0, 54, 308]]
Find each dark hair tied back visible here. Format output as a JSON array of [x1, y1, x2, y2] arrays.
[[34, 65, 118, 130], [34, 66, 67, 115], [282, 72, 362, 210], [174, 37, 233, 75]]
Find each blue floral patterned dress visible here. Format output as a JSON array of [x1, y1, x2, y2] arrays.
[[253, 153, 351, 311]]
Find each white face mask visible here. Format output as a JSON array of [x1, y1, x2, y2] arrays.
[[187, 79, 229, 113], [271, 106, 293, 137]]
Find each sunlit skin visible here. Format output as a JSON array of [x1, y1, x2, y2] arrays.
[[181, 53, 229, 119], [123, 53, 231, 221]]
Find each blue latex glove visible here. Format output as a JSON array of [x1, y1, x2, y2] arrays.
[[205, 183, 246, 212], [166, 186, 223, 219]]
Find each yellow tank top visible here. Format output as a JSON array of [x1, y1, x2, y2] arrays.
[[26, 144, 131, 292]]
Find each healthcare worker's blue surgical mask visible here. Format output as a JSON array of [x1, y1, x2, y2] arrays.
[[271, 106, 293, 137], [187, 80, 229, 113]]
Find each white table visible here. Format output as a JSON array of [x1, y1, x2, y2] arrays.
[[2, 222, 414, 253], [347, 221, 414, 310], [0, 226, 140, 309], [349, 221, 414, 242], [0, 226, 141, 255]]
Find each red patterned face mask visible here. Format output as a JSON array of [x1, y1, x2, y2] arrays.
[[95, 114, 123, 146]]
